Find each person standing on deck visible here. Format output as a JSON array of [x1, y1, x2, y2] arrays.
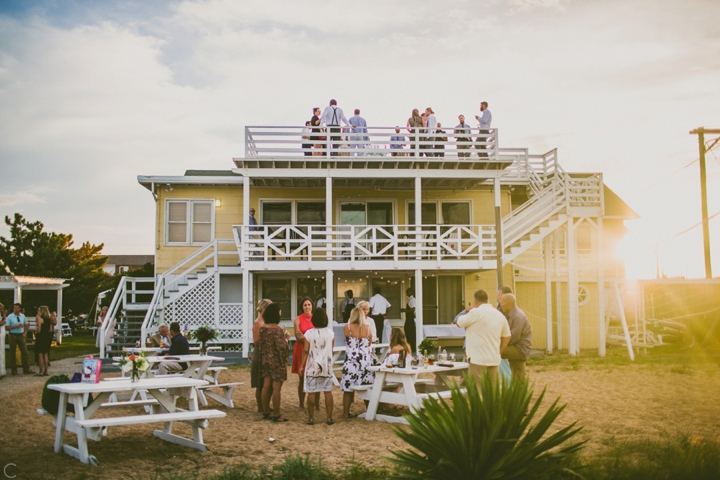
[[474, 101, 492, 158], [500, 294, 532, 383], [348, 109, 368, 156], [425, 107, 438, 157], [456, 289, 510, 388], [320, 99, 351, 156], [390, 127, 406, 156], [369, 287, 392, 344], [455, 114, 472, 158], [400, 288, 416, 354]]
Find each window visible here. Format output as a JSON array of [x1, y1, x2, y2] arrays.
[[408, 201, 471, 225], [260, 201, 325, 225], [165, 200, 215, 245]]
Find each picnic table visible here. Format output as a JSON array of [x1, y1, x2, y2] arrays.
[[354, 361, 469, 425], [48, 376, 226, 465], [330, 343, 391, 386], [147, 354, 242, 408]]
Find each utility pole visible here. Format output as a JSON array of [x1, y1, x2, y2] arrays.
[[689, 127, 720, 279]]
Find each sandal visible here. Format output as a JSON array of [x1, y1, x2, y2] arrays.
[[270, 415, 288, 423], [307, 418, 315, 425], [326, 419, 335, 425], [346, 412, 359, 419], [261, 413, 271, 420]]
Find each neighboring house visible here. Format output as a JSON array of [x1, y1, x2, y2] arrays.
[[101, 125, 637, 359], [103, 255, 155, 275]]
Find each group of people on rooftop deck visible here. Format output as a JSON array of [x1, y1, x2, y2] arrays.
[[300, 99, 493, 158], [248, 282, 531, 424]]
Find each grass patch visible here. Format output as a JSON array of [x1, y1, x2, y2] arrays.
[[578, 433, 720, 480], [5, 332, 97, 367], [529, 343, 720, 373]]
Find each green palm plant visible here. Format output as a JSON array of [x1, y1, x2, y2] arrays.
[[388, 373, 585, 479]]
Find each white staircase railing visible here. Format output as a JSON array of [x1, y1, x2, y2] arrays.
[[140, 239, 238, 344], [99, 276, 128, 358]]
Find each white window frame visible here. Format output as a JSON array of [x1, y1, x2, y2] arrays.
[[335, 199, 398, 225], [405, 200, 473, 225], [258, 199, 326, 225], [164, 199, 216, 246]]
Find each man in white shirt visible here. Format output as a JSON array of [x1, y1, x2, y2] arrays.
[[6, 303, 31, 375], [456, 289, 510, 389], [320, 99, 351, 157], [316, 289, 327, 310], [474, 101, 493, 158], [369, 287, 392, 344]]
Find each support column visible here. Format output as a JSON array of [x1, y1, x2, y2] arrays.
[[326, 270, 334, 323], [242, 269, 250, 358], [597, 217, 606, 357], [494, 178, 504, 289], [56, 289, 64, 345], [544, 236, 553, 353], [243, 174, 251, 263], [415, 177, 422, 260], [414, 269, 423, 354], [326, 177, 333, 260], [567, 217, 579, 355], [14, 286, 21, 304], [554, 229, 563, 350]]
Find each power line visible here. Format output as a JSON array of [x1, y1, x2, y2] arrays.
[[671, 210, 720, 239]]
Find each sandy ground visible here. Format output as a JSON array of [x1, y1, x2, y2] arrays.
[[1, 356, 720, 479]]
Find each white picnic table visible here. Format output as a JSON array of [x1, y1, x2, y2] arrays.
[[48, 376, 226, 465], [146, 354, 242, 408], [330, 343, 391, 386], [355, 361, 469, 425]]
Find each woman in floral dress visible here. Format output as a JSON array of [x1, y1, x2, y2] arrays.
[[259, 303, 290, 422], [341, 305, 374, 418]]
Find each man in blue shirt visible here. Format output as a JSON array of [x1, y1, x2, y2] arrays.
[[390, 127, 405, 156], [5, 303, 31, 374], [158, 322, 190, 375], [348, 109, 368, 156]]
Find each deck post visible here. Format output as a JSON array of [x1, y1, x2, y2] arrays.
[[243, 174, 251, 263], [56, 288, 64, 345], [242, 268, 250, 358], [494, 178, 504, 289], [554, 229, 563, 350], [567, 217, 578, 355], [544, 236, 553, 353], [597, 216, 606, 357], [415, 177, 422, 260], [326, 177, 332, 261], [414, 269, 423, 354], [326, 270, 334, 322]]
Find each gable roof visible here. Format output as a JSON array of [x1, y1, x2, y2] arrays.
[[604, 185, 639, 219]]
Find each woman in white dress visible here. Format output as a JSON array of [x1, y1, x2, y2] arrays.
[[301, 308, 335, 425]]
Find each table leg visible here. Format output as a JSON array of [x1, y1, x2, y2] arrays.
[[364, 371, 386, 421], [188, 387, 204, 445], [400, 376, 422, 412], [71, 395, 91, 465], [54, 392, 68, 453]]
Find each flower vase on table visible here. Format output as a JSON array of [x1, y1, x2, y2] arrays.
[[119, 351, 149, 382], [200, 343, 207, 356]]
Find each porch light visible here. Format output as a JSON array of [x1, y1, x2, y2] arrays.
[[215, 199, 222, 207]]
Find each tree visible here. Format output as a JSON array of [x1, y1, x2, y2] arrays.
[[0, 213, 115, 315]]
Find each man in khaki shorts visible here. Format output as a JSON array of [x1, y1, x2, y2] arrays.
[[456, 289, 510, 388]]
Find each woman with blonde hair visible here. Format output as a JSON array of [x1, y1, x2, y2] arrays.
[[340, 305, 374, 418], [35, 306, 53, 376], [355, 300, 377, 340]]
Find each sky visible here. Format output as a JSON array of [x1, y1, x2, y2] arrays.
[[0, 0, 719, 280]]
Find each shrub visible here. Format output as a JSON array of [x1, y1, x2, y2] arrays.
[[388, 374, 585, 479]]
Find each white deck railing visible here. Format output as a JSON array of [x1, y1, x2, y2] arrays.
[[245, 125, 499, 159], [232, 224, 497, 263]]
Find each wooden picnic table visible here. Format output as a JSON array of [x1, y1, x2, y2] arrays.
[[356, 361, 469, 425], [48, 376, 226, 465]]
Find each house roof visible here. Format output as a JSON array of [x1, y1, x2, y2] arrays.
[[604, 185, 639, 220], [106, 255, 154, 266], [137, 172, 244, 192]]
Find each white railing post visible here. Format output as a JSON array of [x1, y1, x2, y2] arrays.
[[245, 126, 249, 158]]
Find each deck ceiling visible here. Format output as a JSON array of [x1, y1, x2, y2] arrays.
[[247, 176, 492, 189], [233, 157, 514, 189]]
